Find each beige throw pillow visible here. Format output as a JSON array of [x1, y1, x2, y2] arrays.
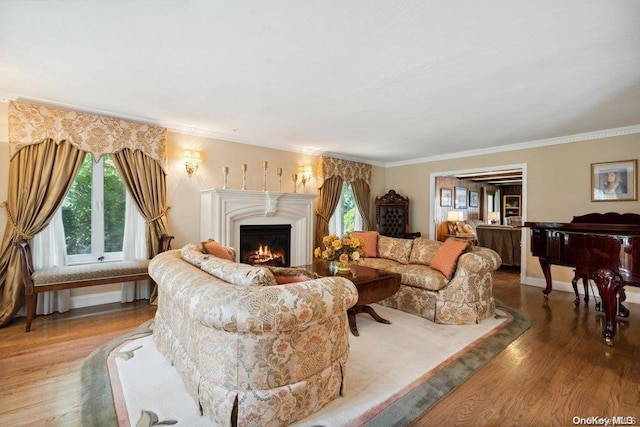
[[409, 238, 443, 265], [377, 235, 413, 264]]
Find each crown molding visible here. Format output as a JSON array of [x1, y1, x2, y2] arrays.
[[385, 125, 640, 168], [3, 94, 638, 168]]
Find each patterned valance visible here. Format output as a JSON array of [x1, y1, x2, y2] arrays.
[[317, 156, 371, 186], [8, 101, 167, 170]]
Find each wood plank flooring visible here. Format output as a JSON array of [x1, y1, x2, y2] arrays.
[[417, 268, 640, 426], [0, 268, 638, 426]]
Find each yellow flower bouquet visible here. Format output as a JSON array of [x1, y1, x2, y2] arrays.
[[314, 233, 365, 271]]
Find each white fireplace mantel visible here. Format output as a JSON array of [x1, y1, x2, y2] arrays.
[[200, 189, 317, 266]]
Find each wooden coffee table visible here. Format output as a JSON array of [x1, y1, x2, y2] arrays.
[[302, 261, 402, 336]]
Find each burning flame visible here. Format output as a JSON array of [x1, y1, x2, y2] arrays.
[[249, 244, 286, 266]]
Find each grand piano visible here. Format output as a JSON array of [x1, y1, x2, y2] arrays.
[[525, 212, 640, 345]]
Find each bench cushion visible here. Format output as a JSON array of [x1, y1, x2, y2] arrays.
[[32, 260, 150, 286]]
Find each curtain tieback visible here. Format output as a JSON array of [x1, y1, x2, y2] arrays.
[[0, 201, 32, 241], [315, 210, 329, 223], [146, 206, 171, 224]]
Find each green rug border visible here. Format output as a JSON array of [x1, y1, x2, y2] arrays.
[[81, 320, 154, 427], [80, 301, 529, 426], [366, 301, 530, 426]]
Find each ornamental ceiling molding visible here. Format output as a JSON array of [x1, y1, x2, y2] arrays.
[[317, 155, 371, 187], [8, 100, 167, 170]]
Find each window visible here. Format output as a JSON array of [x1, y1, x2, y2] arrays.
[[61, 153, 126, 263], [329, 181, 362, 236]]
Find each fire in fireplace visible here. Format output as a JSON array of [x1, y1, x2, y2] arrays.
[[239, 224, 292, 267]]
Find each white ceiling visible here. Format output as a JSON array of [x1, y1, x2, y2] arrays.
[[1, 1, 639, 166]]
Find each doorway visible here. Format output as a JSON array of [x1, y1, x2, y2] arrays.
[[430, 163, 527, 283]]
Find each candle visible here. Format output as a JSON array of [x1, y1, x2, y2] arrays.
[[241, 164, 247, 172], [276, 168, 282, 176], [223, 166, 229, 174], [292, 174, 297, 181], [262, 161, 268, 169]]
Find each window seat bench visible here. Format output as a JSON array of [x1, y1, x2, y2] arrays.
[[16, 234, 173, 332]]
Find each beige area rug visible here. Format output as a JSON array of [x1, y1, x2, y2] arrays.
[[81, 302, 529, 426]]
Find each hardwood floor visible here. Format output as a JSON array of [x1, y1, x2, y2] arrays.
[[0, 301, 156, 426], [0, 269, 638, 426], [416, 268, 640, 426]]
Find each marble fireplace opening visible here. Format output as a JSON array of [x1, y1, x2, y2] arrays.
[[239, 224, 292, 267]]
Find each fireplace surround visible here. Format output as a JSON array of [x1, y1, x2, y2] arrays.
[[200, 189, 317, 266]]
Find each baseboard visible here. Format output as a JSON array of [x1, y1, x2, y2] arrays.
[[70, 290, 122, 309], [524, 276, 640, 305]]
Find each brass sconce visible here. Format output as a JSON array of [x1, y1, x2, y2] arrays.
[[183, 149, 201, 177], [300, 165, 313, 189]]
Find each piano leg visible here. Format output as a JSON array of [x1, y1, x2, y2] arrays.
[[539, 258, 553, 299], [571, 272, 590, 306], [592, 269, 625, 346]]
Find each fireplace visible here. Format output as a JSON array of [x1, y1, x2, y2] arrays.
[[240, 224, 291, 267], [200, 189, 317, 266]]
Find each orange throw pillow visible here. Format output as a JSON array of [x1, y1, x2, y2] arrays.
[[430, 238, 471, 280], [202, 239, 234, 261], [350, 231, 378, 258]]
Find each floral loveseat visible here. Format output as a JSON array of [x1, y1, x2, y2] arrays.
[[352, 232, 502, 325], [148, 243, 358, 426]]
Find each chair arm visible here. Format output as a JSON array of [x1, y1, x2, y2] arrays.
[[455, 248, 502, 276]]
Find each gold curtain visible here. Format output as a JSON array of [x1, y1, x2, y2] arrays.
[[112, 149, 170, 305], [111, 149, 170, 256], [0, 140, 85, 327], [351, 178, 372, 231], [314, 175, 344, 248]]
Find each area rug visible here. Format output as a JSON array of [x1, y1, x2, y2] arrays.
[[81, 302, 528, 426]]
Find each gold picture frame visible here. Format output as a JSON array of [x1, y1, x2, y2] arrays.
[[591, 159, 637, 202]]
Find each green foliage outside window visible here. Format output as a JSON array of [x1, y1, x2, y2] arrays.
[[61, 154, 125, 257]]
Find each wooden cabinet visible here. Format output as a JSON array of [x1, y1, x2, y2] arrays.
[[503, 195, 521, 222]]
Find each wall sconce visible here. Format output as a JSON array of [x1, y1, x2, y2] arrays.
[[487, 211, 500, 224], [300, 165, 313, 189], [447, 210, 464, 235], [183, 149, 201, 177]]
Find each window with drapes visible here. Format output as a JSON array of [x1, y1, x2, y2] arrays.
[[315, 156, 372, 246]]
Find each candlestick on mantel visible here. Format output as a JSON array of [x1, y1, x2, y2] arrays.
[[292, 173, 298, 193], [222, 166, 229, 189], [262, 161, 268, 191], [241, 164, 247, 190], [277, 168, 283, 191]]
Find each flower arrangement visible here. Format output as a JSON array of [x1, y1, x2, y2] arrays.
[[314, 233, 365, 266]]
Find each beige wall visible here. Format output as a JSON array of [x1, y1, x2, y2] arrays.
[[384, 133, 640, 289]]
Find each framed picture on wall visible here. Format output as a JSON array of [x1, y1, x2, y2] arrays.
[[440, 188, 452, 207], [469, 191, 479, 207], [454, 186, 467, 209], [591, 159, 637, 202]]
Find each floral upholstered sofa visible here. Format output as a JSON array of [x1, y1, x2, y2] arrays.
[[148, 243, 358, 427], [352, 232, 501, 325]]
